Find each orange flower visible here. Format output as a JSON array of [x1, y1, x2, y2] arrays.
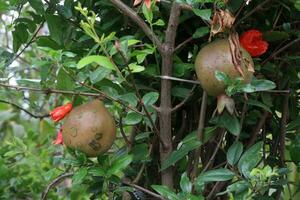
[[52, 129, 64, 145], [50, 103, 72, 122], [240, 29, 268, 57]]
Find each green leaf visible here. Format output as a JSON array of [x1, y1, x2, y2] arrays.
[[227, 141, 243, 166], [128, 63, 145, 73], [193, 27, 210, 38], [263, 31, 289, 42], [238, 142, 263, 178], [4, 150, 23, 157], [28, 0, 44, 14], [45, 14, 67, 45], [294, 0, 300, 11], [88, 167, 106, 177], [142, 3, 153, 24], [77, 55, 116, 70], [220, 180, 249, 195], [171, 87, 191, 98], [153, 19, 165, 26], [161, 133, 201, 170], [287, 117, 300, 131], [196, 168, 235, 184], [151, 185, 179, 200], [108, 154, 133, 175], [251, 79, 276, 91], [215, 71, 230, 84], [192, 8, 212, 21], [72, 167, 88, 185], [247, 99, 272, 113], [89, 67, 111, 84], [36, 36, 61, 50], [290, 137, 300, 163], [142, 92, 159, 106], [119, 93, 138, 107], [12, 23, 29, 52], [131, 143, 149, 162], [127, 39, 140, 46], [56, 68, 75, 90], [124, 112, 143, 125], [180, 172, 192, 193], [213, 112, 240, 136]]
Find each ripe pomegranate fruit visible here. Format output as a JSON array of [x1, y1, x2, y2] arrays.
[[62, 100, 116, 157], [195, 39, 254, 96]]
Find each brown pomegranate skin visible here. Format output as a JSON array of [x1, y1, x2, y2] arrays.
[[62, 100, 116, 157], [195, 39, 254, 96]]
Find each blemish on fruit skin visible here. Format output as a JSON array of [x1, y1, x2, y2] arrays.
[[88, 139, 101, 151], [70, 127, 77, 137], [95, 133, 103, 140]]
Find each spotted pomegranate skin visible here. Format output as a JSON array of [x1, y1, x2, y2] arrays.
[[195, 39, 254, 96], [62, 100, 116, 157]]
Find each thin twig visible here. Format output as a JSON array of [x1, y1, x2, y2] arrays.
[[41, 172, 74, 200], [235, 0, 273, 27], [119, 115, 131, 147], [172, 85, 197, 113], [109, 0, 162, 52], [116, 46, 166, 149], [272, 7, 283, 29], [0, 82, 143, 115], [174, 37, 193, 52], [155, 75, 200, 84], [247, 111, 269, 148], [261, 38, 300, 66], [202, 130, 226, 172], [0, 99, 49, 119], [238, 93, 248, 140], [10, 22, 44, 65], [207, 181, 228, 200], [234, 0, 246, 19], [122, 181, 165, 200], [279, 92, 289, 166], [179, 3, 192, 11], [190, 91, 207, 179]]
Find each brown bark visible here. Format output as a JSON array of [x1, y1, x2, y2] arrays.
[[159, 2, 181, 188]]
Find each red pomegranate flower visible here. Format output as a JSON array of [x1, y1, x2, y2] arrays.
[[239, 29, 268, 57], [52, 129, 64, 145], [50, 103, 72, 122]]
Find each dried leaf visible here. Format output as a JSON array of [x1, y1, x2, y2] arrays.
[[228, 32, 244, 78], [210, 9, 235, 36]]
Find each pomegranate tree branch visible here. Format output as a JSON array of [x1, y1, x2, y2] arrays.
[[262, 37, 300, 66], [41, 172, 74, 200], [190, 91, 207, 179], [172, 85, 197, 113], [0, 83, 143, 115], [109, 0, 162, 52], [247, 111, 269, 148], [174, 37, 193, 52], [11, 22, 44, 65], [202, 130, 226, 172], [116, 46, 167, 148], [279, 92, 289, 166], [122, 181, 164, 200], [235, 0, 273, 26], [0, 99, 49, 119], [119, 115, 131, 147], [159, 1, 182, 188]]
